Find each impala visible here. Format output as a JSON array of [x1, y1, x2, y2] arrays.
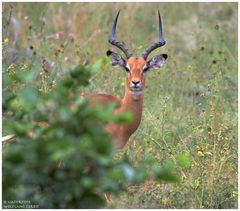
[[86, 11, 168, 149]]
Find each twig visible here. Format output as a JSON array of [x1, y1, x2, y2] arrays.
[[2, 134, 17, 142]]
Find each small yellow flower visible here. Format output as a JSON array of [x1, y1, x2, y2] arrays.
[[7, 63, 16, 73], [3, 37, 8, 45], [8, 63, 15, 69], [156, 183, 161, 188], [197, 150, 204, 156], [225, 137, 229, 141], [21, 64, 28, 70], [162, 197, 170, 205], [232, 191, 238, 198]]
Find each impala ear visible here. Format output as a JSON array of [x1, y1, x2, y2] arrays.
[[147, 54, 168, 70], [106, 49, 126, 68]]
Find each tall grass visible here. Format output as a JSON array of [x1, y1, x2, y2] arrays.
[[2, 2, 237, 208]]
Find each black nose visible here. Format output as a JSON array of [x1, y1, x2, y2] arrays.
[[132, 80, 140, 85]]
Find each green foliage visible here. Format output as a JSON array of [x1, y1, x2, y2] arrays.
[[3, 64, 140, 208], [3, 62, 179, 208], [177, 154, 191, 169], [153, 161, 179, 183]]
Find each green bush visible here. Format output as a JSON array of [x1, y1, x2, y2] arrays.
[[3, 64, 134, 208], [2, 63, 179, 208]]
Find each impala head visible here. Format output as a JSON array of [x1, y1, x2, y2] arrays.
[[107, 10, 168, 97]]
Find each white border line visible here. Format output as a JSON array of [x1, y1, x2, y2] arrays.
[[1, 1, 238, 211]]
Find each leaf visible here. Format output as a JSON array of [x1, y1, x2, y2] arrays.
[[12, 121, 31, 136], [121, 164, 135, 182], [15, 68, 36, 82], [3, 74, 11, 87], [107, 168, 123, 180], [70, 65, 91, 86], [114, 111, 133, 124], [153, 161, 179, 183], [79, 193, 104, 209], [3, 91, 15, 110], [80, 177, 94, 190], [18, 87, 39, 109], [177, 153, 191, 169], [90, 59, 102, 73], [59, 107, 71, 121]]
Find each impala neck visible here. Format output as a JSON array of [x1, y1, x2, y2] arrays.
[[123, 86, 143, 104], [107, 80, 144, 149], [121, 80, 144, 122]]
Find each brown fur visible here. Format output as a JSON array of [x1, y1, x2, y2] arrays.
[[84, 57, 147, 149]]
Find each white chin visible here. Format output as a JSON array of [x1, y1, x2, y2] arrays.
[[130, 91, 142, 96]]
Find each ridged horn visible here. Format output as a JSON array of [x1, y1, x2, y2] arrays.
[[141, 10, 166, 60], [108, 10, 133, 58]]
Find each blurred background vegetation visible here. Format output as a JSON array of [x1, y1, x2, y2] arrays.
[[2, 2, 237, 208]]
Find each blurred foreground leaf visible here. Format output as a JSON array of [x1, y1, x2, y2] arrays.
[[177, 153, 191, 169], [153, 161, 179, 183]]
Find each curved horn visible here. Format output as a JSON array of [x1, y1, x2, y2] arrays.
[[141, 10, 166, 60], [108, 10, 133, 58]]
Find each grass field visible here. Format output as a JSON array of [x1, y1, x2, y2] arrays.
[[2, 2, 238, 208]]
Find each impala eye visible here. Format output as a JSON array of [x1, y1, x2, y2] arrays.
[[125, 64, 131, 72], [142, 65, 148, 72]]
